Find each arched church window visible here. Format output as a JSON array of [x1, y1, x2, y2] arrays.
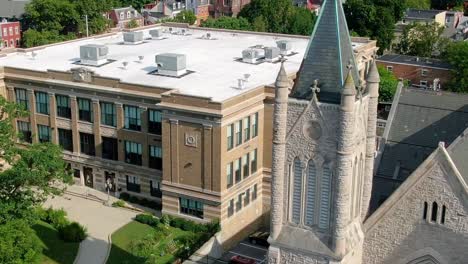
[[305, 160, 317, 226], [319, 165, 332, 229], [441, 205, 446, 224], [431, 202, 438, 222], [423, 202, 428, 220], [291, 158, 302, 224]]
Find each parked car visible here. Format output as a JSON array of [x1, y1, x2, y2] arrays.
[[230, 255, 256, 264], [248, 231, 270, 247]]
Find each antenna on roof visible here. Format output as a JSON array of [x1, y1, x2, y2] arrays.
[[244, 73, 251, 82], [122, 61, 129, 69], [138, 55, 144, 63]]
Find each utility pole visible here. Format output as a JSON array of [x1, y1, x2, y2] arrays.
[[85, 15, 89, 37]]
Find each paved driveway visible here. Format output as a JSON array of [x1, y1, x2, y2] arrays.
[[44, 186, 138, 264]]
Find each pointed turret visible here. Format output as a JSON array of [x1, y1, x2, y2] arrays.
[[366, 60, 380, 84], [290, 0, 359, 103], [341, 70, 357, 111]]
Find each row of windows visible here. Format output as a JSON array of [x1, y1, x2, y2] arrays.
[[2, 26, 19, 36], [226, 112, 258, 151], [180, 197, 204, 219], [227, 184, 258, 217], [119, 10, 138, 20], [125, 175, 161, 198], [15, 89, 162, 135], [386, 65, 429, 77], [291, 159, 332, 230], [226, 149, 258, 188], [17, 122, 163, 170], [423, 201, 447, 224]]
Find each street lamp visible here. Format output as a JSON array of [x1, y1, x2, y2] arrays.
[[105, 178, 113, 206]]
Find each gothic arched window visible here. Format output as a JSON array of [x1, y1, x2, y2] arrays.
[[305, 160, 317, 226], [319, 164, 332, 229], [431, 202, 438, 222], [441, 205, 446, 224], [423, 201, 428, 220], [291, 158, 302, 224]]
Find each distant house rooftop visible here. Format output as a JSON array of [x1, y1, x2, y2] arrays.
[[0, 0, 30, 19], [404, 9, 445, 20], [377, 54, 451, 70]]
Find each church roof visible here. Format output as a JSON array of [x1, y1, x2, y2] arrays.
[[290, 0, 359, 103]]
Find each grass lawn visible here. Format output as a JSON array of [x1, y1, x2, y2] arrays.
[[107, 221, 190, 264], [32, 220, 80, 264]]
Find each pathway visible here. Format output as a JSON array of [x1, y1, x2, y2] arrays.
[[44, 185, 138, 264]]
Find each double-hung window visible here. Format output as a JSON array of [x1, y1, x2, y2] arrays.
[[35, 91, 49, 115], [235, 158, 241, 183], [37, 125, 51, 143], [180, 198, 204, 218], [148, 109, 162, 134], [102, 137, 118, 160], [243, 116, 250, 142], [242, 153, 250, 178], [252, 113, 258, 138], [80, 132, 95, 156], [252, 184, 258, 200], [235, 120, 242, 146], [228, 199, 234, 217], [236, 193, 243, 212], [250, 149, 257, 174], [226, 162, 233, 188], [58, 128, 73, 151], [15, 88, 29, 110], [100, 102, 116, 127], [149, 145, 162, 170], [56, 95, 71, 118], [150, 180, 162, 197], [17, 121, 31, 143], [244, 189, 250, 206], [227, 124, 234, 150], [78, 98, 93, 122], [126, 175, 140, 193], [125, 141, 142, 165], [124, 105, 141, 131]]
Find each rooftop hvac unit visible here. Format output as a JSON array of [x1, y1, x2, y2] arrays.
[[242, 49, 260, 64], [149, 29, 164, 39], [264, 47, 280, 62], [155, 53, 187, 77], [79, 44, 109, 66], [276, 40, 292, 55], [123, 31, 144, 44]]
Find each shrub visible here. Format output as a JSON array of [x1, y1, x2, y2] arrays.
[[0, 220, 42, 264], [129, 196, 140, 204], [112, 200, 126, 207], [204, 219, 221, 235], [46, 208, 69, 229], [119, 192, 130, 201], [59, 222, 87, 242], [161, 215, 171, 226], [35, 207, 48, 221], [135, 214, 159, 227]]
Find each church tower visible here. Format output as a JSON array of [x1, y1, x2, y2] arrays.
[[267, 0, 380, 263]]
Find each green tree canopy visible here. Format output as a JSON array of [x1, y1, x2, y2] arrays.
[[173, 10, 197, 25], [201, 17, 252, 31], [0, 220, 42, 264], [431, 0, 464, 9], [444, 41, 468, 92], [378, 65, 399, 102], [406, 0, 431, 9], [396, 22, 447, 58]]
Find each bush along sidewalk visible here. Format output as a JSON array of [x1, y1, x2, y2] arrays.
[[119, 192, 162, 210], [37, 207, 88, 243]]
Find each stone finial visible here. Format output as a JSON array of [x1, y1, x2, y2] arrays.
[[310, 79, 320, 100], [366, 60, 380, 83], [342, 70, 356, 96], [275, 60, 290, 89]]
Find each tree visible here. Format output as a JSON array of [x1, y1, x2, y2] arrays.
[[173, 10, 197, 25], [377, 66, 399, 102], [201, 17, 252, 31], [127, 19, 139, 28], [0, 220, 42, 264], [288, 7, 316, 35], [431, 0, 464, 9], [22, 29, 75, 48], [396, 22, 446, 58], [71, 0, 118, 35], [444, 41, 468, 92], [117, 0, 153, 10], [239, 0, 294, 34], [406, 0, 431, 9], [252, 16, 267, 32]]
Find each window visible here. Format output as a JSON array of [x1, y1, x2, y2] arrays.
[[124, 105, 141, 131], [56, 95, 71, 118], [58, 128, 73, 151], [37, 125, 51, 143], [243, 116, 250, 142], [125, 141, 142, 165], [150, 180, 162, 198], [180, 197, 204, 218], [235, 120, 242, 146], [3, 28, 7, 36], [292, 158, 302, 224], [226, 162, 233, 188], [423, 201, 428, 220], [17, 121, 31, 143], [126, 175, 140, 193], [244, 188, 250, 206], [441, 205, 446, 224], [242, 153, 250, 178], [305, 161, 317, 226], [386, 66, 393, 72], [120, 12, 124, 20], [15, 88, 29, 110], [149, 145, 162, 170], [228, 199, 234, 217], [74, 169, 80, 178], [100, 102, 116, 127], [431, 202, 438, 222], [236, 193, 243, 212], [9, 27, 12, 35], [35, 91, 49, 114], [252, 113, 258, 138], [15, 26, 19, 34], [234, 158, 241, 183], [148, 109, 162, 134], [80, 132, 95, 156], [250, 149, 257, 174], [127, 11, 131, 18], [420, 80, 428, 87], [78, 98, 93, 122], [227, 124, 234, 150], [102, 137, 118, 160], [319, 165, 332, 229], [421, 69, 428, 77], [252, 184, 257, 200]]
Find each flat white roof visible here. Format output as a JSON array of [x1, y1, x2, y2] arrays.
[[0, 27, 362, 102]]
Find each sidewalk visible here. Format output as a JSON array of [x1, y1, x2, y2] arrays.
[[44, 186, 138, 264]]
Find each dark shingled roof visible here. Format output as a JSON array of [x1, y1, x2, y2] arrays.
[[405, 9, 444, 20], [371, 88, 468, 212], [449, 129, 468, 183], [290, 0, 359, 104], [377, 54, 451, 70]]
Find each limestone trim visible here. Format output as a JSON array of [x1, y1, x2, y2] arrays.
[[396, 247, 448, 264]]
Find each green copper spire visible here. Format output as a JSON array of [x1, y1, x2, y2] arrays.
[[290, 0, 359, 103]]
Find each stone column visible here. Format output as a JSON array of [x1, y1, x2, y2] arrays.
[[141, 107, 149, 167], [70, 96, 80, 153], [361, 61, 380, 219], [116, 103, 125, 162], [332, 72, 356, 258], [48, 92, 58, 144], [27, 89, 38, 143], [203, 124, 212, 190], [270, 62, 290, 241], [169, 119, 179, 183], [92, 99, 102, 157]]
